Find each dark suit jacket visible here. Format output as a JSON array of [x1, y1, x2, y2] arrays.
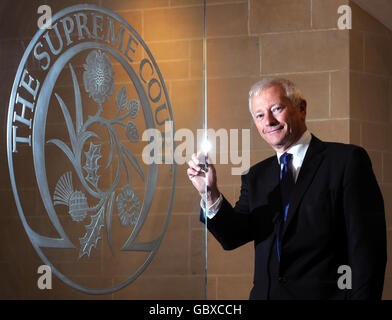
[[205, 135, 386, 300]]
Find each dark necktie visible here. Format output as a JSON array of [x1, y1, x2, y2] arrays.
[[277, 152, 295, 261], [280, 152, 295, 222]]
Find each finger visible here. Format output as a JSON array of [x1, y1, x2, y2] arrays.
[[188, 164, 206, 177], [187, 167, 200, 177], [192, 152, 201, 165], [187, 159, 199, 171]]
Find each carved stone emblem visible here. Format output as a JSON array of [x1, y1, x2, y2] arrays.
[[7, 5, 175, 294]]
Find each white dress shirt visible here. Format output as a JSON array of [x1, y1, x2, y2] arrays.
[[276, 130, 312, 183], [201, 130, 312, 219]]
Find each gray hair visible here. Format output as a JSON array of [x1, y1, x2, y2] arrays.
[[248, 78, 304, 118]]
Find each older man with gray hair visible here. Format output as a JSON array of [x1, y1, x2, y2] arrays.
[[187, 78, 386, 300]]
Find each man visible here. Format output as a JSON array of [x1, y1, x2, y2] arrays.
[[187, 78, 386, 300]]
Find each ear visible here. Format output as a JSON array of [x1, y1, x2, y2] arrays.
[[299, 99, 307, 114], [299, 99, 307, 121]]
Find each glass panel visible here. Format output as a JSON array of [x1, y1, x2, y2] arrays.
[[202, 1, 258, 300], [1, 0, 206, 299]]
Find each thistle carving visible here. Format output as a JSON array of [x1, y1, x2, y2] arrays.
[[50, 50, 144, 259]]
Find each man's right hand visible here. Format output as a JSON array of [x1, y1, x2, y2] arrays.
[[187, 152, 220, 206]]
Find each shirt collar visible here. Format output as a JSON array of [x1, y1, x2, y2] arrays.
[[277, 130, 312, 165]]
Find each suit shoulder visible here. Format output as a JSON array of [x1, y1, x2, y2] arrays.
[[247, 155, 276, 176], [320, 141, 371, 167], [322, 141, 368, 157]]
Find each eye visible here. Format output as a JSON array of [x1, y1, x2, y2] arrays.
[[255, 113, 264, 120], [271, 105, 284, 114]]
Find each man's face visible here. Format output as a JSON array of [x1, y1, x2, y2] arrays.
[[251, 84, 307, 153]]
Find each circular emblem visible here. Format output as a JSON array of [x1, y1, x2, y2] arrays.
[[7, 5, 176, 294]]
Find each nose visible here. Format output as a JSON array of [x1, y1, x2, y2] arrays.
[[264, 111, 278, 126]]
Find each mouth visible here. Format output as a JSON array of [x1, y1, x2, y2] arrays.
[[266, 126, 284, 134]]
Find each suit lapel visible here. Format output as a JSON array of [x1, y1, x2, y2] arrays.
[[251, 157, 281, 247], [252, 157, 281, 212], [281, 135, 326, 238]]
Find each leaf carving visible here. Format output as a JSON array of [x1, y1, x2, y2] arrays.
[[83, 142, 102, 188], [79, 204, 105, 259], [69, 63, 84, 134], [128, 99, 140, 119], [105, 129, 115, 169], [106, 191, 115, 257], [54, 93, 77, 153], [47, 139, 76, 167], [125, 121, 139, 143], [116, 86, 127, 111]]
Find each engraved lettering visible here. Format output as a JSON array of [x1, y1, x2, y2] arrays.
[[19, 69, 40, 99], [105, 17, 124, 50], [61, 16, 75, 46], [74, 12, 92, 40], [148, 78, 162, 103], [43, 23, 63, 55], [13, 93, 34, 128], [124, 33, 138, 62], [91, 13, 104, 40], [33, 41, 51, 71], [154, 104, 168, 126], [139, 58, 153, 84], [12, 125, 31, 153]]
